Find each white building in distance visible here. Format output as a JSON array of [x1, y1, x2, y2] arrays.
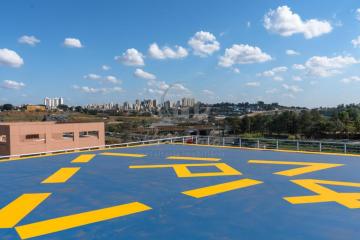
[[44, 97, 64, 109]]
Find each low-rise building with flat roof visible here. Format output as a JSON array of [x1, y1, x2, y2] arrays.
[[0, 121, 105, 156]]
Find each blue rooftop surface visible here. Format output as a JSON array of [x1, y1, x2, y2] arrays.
[[1, 143, 360, 240]]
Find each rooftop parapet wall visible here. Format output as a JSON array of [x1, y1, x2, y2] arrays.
[[0, 122, 105, 156]]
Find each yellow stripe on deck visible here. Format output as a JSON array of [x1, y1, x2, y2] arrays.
[[182, 179, 263, 198], [71, 154, 96, 163], [15, 202, 152, 239], [248, 160, 344, 177], [129, 163, 242, 178], [0, 193, 51, 228], [167, 156, 221, 161], [41, 167, 80, 184], [100, 152, 146, 158]]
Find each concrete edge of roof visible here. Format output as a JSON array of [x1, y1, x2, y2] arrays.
[[0, 143, 161, 163], [168, 143, 360, 158], [2, 141, 360, 163]]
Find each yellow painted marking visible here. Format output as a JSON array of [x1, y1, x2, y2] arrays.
[[284, 179, 360, 208], [248, 160, 344, 177], [41, 167, 80, 183], [15, 201, 151, 239], [71, 154, 96, 163], [170, 142, 360, 158], [182, 178, 263, 198], [0, 193, 51, 228], [0, 143, 159, 163], [100, 152, 146, 158], [167, 156, 221, 161], [129, 163, 241, 178]]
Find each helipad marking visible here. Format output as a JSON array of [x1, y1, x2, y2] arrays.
[[129, 163, 242, 178], [15, 201, 152, 239], [41, 167, 81, 184], [167, 156, 221, 161], [284, 179, 360, 208], [248, 160, 344, 176], [182, 178, 263, 198], [0, 193, 51, 228], [100, 152, 146, 158], [71, 154, 96, 163]]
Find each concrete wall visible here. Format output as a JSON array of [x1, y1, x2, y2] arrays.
[[0, 122, 105, 156]]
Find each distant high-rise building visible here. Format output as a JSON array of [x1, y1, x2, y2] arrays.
[[181, 98, 195, 107], [44, 97, 64, 109]]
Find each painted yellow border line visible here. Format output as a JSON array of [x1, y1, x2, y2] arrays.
[[248, 160, 344, 177], [100, 152, 146, 158], [167, 156, 221, 161], [41, 167, 80, 184], [182, 178, 263, 198], [71, 154, 96, 163], [0, 143, 160, 163], [170, 143, 360, 158], [0, 193, 51, 228], [15, 201, 152, 240]]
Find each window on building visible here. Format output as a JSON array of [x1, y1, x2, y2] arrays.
[[24, 134, 45, 142], [62, 132, 74, 140], [79, 131, 88, 138], [79, 131, 99, 139], [88, 131, 99, 138], [25, 134, 40, 140], [0, 135, 7, 143]]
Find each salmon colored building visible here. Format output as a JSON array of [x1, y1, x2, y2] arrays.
[[0, 121, 105, 156]]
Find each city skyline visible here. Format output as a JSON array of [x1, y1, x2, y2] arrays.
[[1, 1, 360, 107]]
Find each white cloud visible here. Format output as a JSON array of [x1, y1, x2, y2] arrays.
[[286, 49, 300, 55], [341, 76, 360, 84], [148, 43, 188, 59], [0, 48, 24, 68], [266, 88, 278, 94], [171, 83, 190, 93], [283, 93, 295, 99], [84, 73, 101, 80], [356, 9, 360, 21], [188, 31, 220, 57], [292, 76, 302, 81], [245, 81, 260, 87], [1, 80, 25, 90], [273, 76, 284, 81], [219, 44, 272, 67], [134, 69, 156, 80], [264, 5, 332, 39], [72, 85, 122, 94], [292, 64, 306, 70], [63, 38, 83, 48], [18, 35, 40, 46], [233, 68, 240, 74], [84, 74, 121, 84], [202, 89, 214, 95], [115, 48, 145, 66], [258, 66, 287, 77], [304, 55, 358, 77], [282, 84, 303, 93], [102, 65, 110, 71], [104, 75, 121, 84], [146, 81, 189, 96], [351, 36, 360, 48]]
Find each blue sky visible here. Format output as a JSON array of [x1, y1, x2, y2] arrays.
[[1, 0, 360, 107]]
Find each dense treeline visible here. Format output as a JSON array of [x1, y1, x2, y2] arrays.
[[225, 105, 360, 139]]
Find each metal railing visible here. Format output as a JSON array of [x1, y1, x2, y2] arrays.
[[189, 136, 360, 155], [2, 135, 360, 161], [0, 136, 193, 160]]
